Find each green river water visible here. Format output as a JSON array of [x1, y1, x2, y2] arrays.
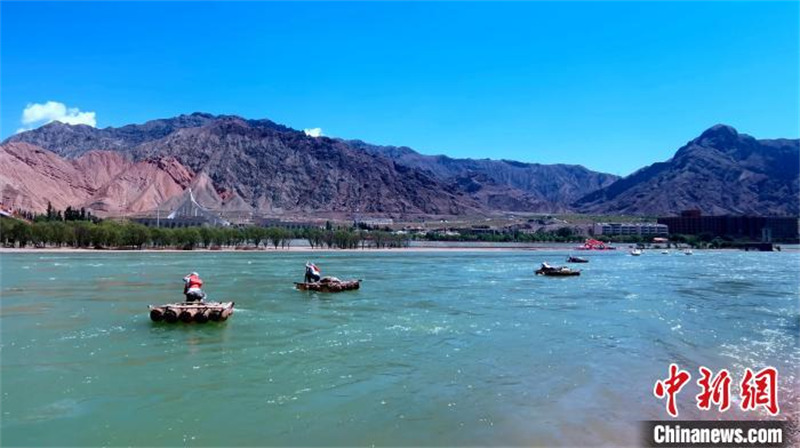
[[1, 250, 798, 446]]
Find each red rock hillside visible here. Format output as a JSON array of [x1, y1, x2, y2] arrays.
[[0, 142, 195, 215]]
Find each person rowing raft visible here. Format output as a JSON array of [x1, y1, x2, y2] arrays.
[[183, 271, 206, 302], [540, 262, 569, 273], [305, 262, 321, 283]]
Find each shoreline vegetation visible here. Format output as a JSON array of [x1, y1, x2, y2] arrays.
[[1, 205, 786, 252], [0, 206, 589, 251], [0, 221, 788, 253], [0, 218, 583, 251], [0, 246, 568, 253]]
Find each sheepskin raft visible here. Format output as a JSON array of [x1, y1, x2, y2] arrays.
[[149, 301, 235, 323], [295, 279, 361, 293]]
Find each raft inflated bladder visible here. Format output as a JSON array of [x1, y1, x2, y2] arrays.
[[149, 302, 235, 323]]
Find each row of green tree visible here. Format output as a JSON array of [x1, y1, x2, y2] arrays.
[[0, 219, 668, 249], [415, 229, 760, 247], [15, 202, 99, 223], [4, 213, 768, 250], [416, 227, 584, 243], [0, 219, 410, 250], [668, 233, 757, 249]]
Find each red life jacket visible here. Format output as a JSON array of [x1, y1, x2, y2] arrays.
[[186, 274, 203, 289]]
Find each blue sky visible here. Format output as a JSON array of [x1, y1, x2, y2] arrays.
[[1, 1, 798, 175]]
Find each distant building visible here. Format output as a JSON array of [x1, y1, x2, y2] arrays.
[[256, 218, 323, 230], [466, 225, 498, 235], [592, 222, 668, 237], [429, 228, 460, 236], [657, 210, 800, 242], [355, 217, 394, 228], [134, 189, 230, 228], [134, 216, 218, 228]]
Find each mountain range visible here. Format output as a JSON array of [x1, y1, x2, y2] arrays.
[[1, 113, 797, 218], [574, 125, 799, 216]]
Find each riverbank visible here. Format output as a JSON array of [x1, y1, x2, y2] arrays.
[[0, 245, 561, 254], [3, 243, 796, 254], [3, 245, 796, 254]]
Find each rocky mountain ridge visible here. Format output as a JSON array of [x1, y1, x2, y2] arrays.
[[3, 115, 483, 216], [347, 139, 620, 206], [0, 142, 194, 214], [2, 115, 797, 217], [3, 113, 614, 215], [573, 125, 799, 216]]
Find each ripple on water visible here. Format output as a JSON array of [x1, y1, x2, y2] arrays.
[[0, 250, 796, 447], [20, 399, 90, 424]]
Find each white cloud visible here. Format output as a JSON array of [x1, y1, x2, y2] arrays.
[[304, 127, 323, 138], [18, 101, 97, 132]]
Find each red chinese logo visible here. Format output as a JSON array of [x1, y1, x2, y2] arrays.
[[654, 365, 780, 417], [654, 363, 691, 417], [696, 367, 731, 412], [740, 367, 779, 415]]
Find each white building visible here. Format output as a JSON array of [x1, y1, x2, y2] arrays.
[[355, 217, 394, 227]]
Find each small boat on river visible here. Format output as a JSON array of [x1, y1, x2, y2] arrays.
[[566, 255, 589, 263], [149, 301, 235, 323], [575, 238, 616, 251], [295, 277, 361, 293]]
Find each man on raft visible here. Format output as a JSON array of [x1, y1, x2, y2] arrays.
[[183, 272, 206, 302], [305, 262, 321, 283]]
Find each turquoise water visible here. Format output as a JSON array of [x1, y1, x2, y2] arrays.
[[1, 250, 798, 446]]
